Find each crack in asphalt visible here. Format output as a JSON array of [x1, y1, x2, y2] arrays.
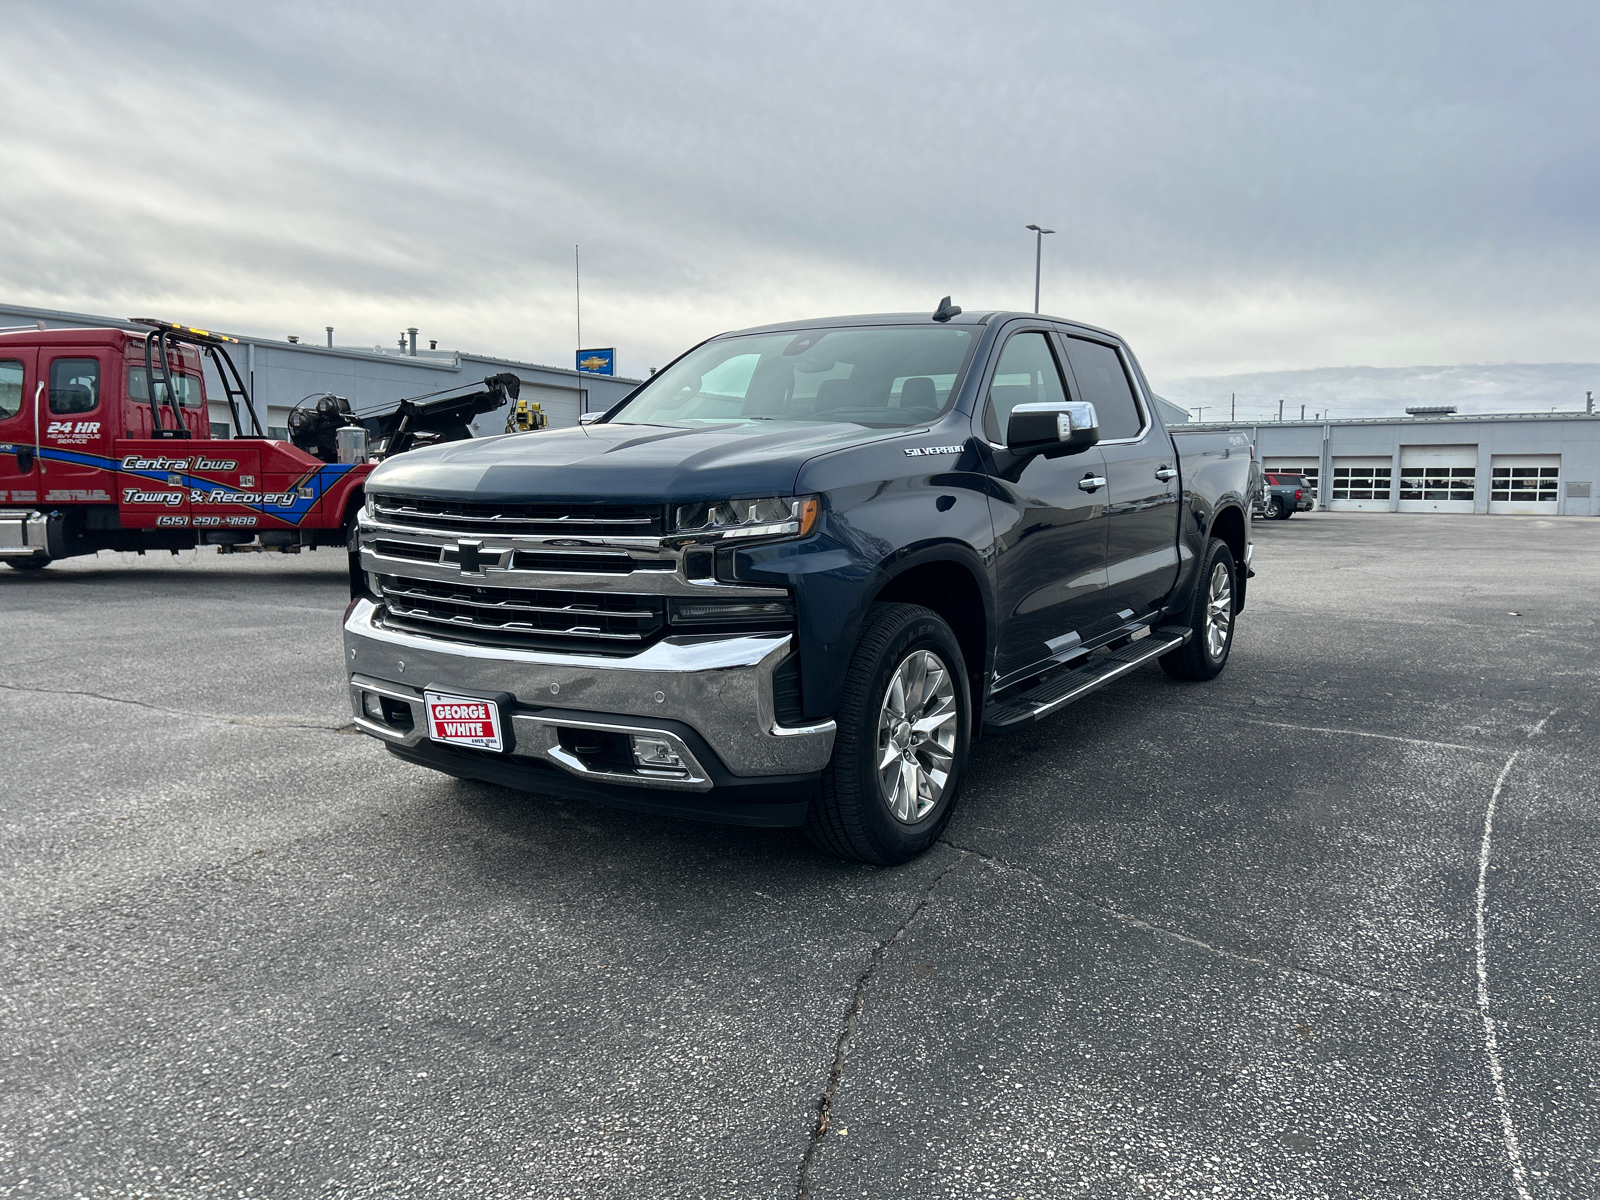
[[795, 851, 969, 1200], [0, 681, 354, 733], [937, 838, 1477, 1018]]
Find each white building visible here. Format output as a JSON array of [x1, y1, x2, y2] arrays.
[[0, 302, 641, 436], [1189, 410, 1600, 517]]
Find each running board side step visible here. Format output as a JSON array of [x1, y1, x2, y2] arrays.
[[982, 625, 1192, 733]]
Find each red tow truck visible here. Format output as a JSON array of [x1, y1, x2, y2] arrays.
[[0, 319, 518, 570]]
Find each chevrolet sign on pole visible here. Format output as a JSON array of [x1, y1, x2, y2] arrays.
[[576, 348, 615, 376]]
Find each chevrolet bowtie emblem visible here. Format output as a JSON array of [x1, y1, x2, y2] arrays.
[[457, 539, 483, 573]]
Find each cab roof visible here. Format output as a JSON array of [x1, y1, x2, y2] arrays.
[[723, 309, 1127, 344]]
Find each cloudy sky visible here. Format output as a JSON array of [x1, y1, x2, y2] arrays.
[[2, 1, 1596, 417]]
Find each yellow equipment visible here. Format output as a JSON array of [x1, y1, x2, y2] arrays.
[[505, 397, 547, 433]]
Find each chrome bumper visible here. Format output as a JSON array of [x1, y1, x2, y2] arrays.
[[0, 510, 52, 560], [342, 598, 835, 791]]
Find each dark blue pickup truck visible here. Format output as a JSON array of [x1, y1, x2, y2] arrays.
[[343, 303, 1256, 863]]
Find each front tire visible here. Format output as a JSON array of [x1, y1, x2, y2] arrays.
[[6, 557, 50, 572], [807, 603, 970, 865], [1160, 537, 1237, 682]]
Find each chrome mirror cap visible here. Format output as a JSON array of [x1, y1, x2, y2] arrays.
[[1006, 401, 1099, 454]]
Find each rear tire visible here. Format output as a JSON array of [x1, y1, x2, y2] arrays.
[[6, 557, 50, 572], [1266, 498, 1285, 519], [806, 603, 970, 865], [1160, 537, 1237, 682]]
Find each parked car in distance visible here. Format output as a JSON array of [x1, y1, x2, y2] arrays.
[[1255, 472, 1315, 519]]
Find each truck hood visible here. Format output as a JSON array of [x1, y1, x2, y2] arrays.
[[365, 420, 905, 502]]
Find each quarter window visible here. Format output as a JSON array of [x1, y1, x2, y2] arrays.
[[1062, 337, 1144, 441], [982, 331, 1070, 442], [0, 360, 22, 419], [49, 357, 100, 415], [128, 366, 205, 408]]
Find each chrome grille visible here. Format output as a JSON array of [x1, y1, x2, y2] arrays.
[[377, 574, 664, 651], [372, 495, 665, 537]]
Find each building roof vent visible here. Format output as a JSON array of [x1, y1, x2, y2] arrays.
[[1405, 405, 1457, 416]]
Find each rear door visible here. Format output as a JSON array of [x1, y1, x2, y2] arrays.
[[39, 348, 116, 504], [1061, 334, 1180, 621], [0, 349, 39, 505], [980, 326, 1110, 686]]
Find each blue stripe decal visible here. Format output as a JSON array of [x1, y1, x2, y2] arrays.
[[3, 445, 357, 527]]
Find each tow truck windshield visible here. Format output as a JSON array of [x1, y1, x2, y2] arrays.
[[608, 325, 976, 429]]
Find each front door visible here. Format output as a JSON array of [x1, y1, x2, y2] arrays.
[[39, 349, 115, 505], [0, 349, 40, 506], [981, 327, 1109, 687], [1061, 334, 1179, 621]]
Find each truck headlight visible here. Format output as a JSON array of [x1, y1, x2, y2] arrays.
[[672, 495, 819, 540]]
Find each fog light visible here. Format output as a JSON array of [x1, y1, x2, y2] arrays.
[[630, 735, 685, 770], [362, 691, 385, 721]]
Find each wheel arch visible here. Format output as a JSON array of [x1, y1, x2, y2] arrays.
[[1206, 502, 1248, 611], [867, 548, 992, 727]]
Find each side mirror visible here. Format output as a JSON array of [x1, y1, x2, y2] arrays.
[[1006, 401, 1099, 455]]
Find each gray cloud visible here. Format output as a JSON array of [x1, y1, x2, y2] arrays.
[[1, 0, 1596, 393]]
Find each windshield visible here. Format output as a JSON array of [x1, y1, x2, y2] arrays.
[[608, 326, 977, 428]]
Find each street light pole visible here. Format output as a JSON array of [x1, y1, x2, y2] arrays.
[[1025, 224, 1055, 313]]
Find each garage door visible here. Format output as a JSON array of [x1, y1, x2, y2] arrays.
[[1264, 456, 1320, 500], [1398, 445, 1476, 513], [1489, 454, 1560, 515], [1328, 456, 1393, 511]]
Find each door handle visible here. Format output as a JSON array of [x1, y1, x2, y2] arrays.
[[1078, 475, 1106, 492], [1155, 466, 1177, 482]]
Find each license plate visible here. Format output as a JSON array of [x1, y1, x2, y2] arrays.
[[424, 691, 503, 752]]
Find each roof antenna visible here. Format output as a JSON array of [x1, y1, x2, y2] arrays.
[[931, 296, 962, 323]]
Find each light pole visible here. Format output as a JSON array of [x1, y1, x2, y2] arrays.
[[1025, 224, 1055, 313]]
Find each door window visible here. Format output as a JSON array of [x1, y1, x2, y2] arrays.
[[1062, 337, 1144, 441], [48, 358, 100, 415], [0, 360, 22, 419], [982, 331, 1070, 442]]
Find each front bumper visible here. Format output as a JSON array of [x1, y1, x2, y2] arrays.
[[342, 599, 835, 808]]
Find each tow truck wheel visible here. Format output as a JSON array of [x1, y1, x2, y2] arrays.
[[6, 557, 50, 572], [807, 602, 970, 865], [1160, 537, 1236, 682]]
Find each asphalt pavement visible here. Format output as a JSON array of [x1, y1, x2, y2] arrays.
[[1, 513, 1596, 1199]]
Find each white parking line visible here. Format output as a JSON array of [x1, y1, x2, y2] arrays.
[[1475, 709, 1555, 1200], [1476, 751, 1532, 1200], [1241, 718, 1499, 753]]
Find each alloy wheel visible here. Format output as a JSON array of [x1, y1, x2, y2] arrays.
[[1205, 560, 1233, 659], [876, 649, 958, 824]]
